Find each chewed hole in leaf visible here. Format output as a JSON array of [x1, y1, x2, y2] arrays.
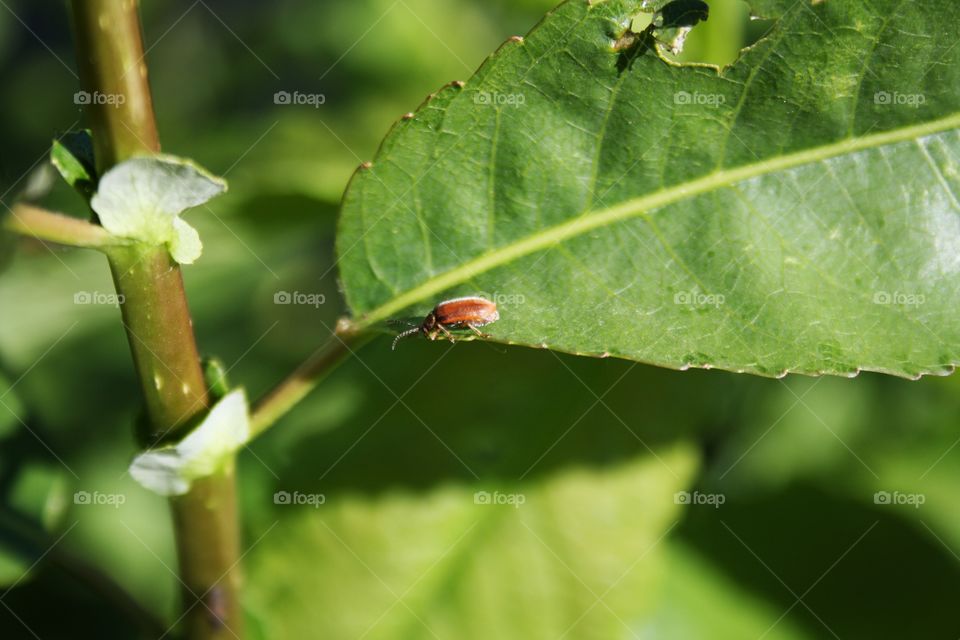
[[665, 0, 775, 67], [613, 0, 715, 70], [616, 0, 774, 68]]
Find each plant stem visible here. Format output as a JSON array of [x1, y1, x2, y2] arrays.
[[69, 1, 244, 638], [5, 203, 120, 248], [250, 325, 365, 437], [170, 466, 243, 640], [70, 0, 159, 172], [106, 247, 209, 435]]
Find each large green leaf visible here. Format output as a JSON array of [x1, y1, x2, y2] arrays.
[[246, 445, 697, 640], [337, 0, 960, 378], [646, 544, 807, 639]]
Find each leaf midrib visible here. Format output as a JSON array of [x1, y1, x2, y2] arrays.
[[356, 112, 960, 328]]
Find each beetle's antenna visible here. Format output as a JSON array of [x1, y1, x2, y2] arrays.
[[392, 326, 422, 350]]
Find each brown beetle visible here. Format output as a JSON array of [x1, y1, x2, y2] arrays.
[[392, 296, 500, 350]]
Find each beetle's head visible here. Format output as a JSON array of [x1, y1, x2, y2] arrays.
[[421, 312, 438, 332]]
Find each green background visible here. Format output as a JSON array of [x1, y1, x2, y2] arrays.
[[0, 0, 958, 637]]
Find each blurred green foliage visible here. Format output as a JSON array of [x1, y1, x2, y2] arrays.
[[1, 0, 959, 638]]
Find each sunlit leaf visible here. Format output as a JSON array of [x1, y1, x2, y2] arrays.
[[247, 445, 697, 640], [338, 0, 960, 378]]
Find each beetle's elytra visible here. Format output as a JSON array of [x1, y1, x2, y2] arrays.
[[392, 296, 500, 350]]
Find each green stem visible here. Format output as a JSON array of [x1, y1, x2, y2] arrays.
[[70, 0, 160, 172], [250, 324, 365, 437], [170, 466, 243, 640], [69, 1, 244, 638], [5, 203, 120, 248], [106, 247, 209, 433]]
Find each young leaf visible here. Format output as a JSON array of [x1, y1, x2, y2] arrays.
[[202, 356, 232, 401], [129, 389, 250, 496], [337, 0, 960, 378], [50, 130, 96, 198], [91, 155, 226, 264]]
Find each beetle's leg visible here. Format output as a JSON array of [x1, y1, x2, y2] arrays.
[[437, 324, 456, 342], [467, 323, 492, 339]]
